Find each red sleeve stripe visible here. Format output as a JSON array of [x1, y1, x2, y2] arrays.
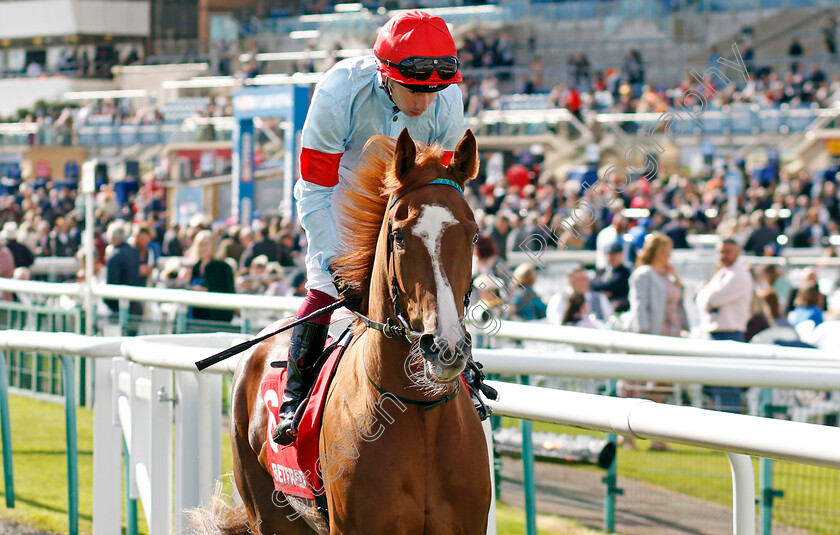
[[300, 147, 342, 187], [441, 151, 454, 166]]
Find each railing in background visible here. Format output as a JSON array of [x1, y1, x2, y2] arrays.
[[476, 320, 839, 534], [1, 279, 838, 533], [0, 329, 838, 534]]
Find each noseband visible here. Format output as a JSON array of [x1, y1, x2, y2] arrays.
[[353, 178, 472, 342]]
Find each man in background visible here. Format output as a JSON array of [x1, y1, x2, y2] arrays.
[[696, 238, 753, 413]]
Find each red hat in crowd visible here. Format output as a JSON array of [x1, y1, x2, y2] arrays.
[[374, 10, 462, 91]]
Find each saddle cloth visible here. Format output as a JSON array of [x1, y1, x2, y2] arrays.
[[261, 328, 352, 499]]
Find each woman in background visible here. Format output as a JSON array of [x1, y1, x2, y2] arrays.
[[509, 263, 547, 321], [185, 229, 235, 323], [625, 232, 687, 451], [628, 233, 688, 337]]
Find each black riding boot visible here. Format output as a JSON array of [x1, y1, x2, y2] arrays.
[[272, 321, 329, 446], [463, 356, 498, 421]]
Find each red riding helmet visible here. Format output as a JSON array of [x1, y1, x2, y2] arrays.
[[373, 10, 463, 90]]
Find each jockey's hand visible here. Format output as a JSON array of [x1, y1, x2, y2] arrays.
[[330, 266, 363, 313]]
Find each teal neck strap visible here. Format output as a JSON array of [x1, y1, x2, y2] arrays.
[[390, 178, 464, 208]]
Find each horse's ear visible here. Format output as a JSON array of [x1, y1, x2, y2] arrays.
[[448, 129, 478, 185], [393, 128, 416, 182]]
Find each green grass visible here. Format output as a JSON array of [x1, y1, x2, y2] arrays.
[[0, 395, 146, 535], [495, 503, 601, 534], [1, 395, 835, 534]]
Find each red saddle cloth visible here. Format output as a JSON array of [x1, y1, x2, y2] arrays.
[[261, 331, 351, 499]]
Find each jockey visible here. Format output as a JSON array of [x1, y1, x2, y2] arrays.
[[274, 10, 491, 445]]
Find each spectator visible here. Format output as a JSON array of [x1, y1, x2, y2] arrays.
[[11, 267, 32, 306], [561, 293, 596, 327], [472, 273, 507, 334], [546, 265, 613, 325], [238, 254, 271, 295], [237, 226, 255, 270], [162, 222, 184, 257], [756, 264, 793, 314], [824, 17, 837, 57], [789, 38, 803, 72], [696, 238, 753, 413], [788, 284, 825, 328], [507, 263, 547, 321], [132, 224, 158, 286], [708, 46, 722, 66], [487, 214, 511, 261], [287, 269, 307, 297], [661, 212, 691, 249], [748, 288, 801, 345], [252, 226, 278, 263], [47, 216, 78, 257], [789, 207, 828, 248], [217, 224, 244, 263], [472, 234, 505, 280], [787, 267, 827, 313], [185, 229, 235, 323], [275, 233, 298, 267], [595, 214, 627, 270], [744, 210, 780, 256], [0, 234, 15, 302], [625, 232, 687, 450], [591, 241, 632, 313], [104, 220, 143, 318], [1, 222, 34, 269], [240, 226, 278, 269], [627, 233, 688, 336]]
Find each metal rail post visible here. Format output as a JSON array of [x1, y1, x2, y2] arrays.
[[60, 355, 78, 535], [0, 351, 13, 508], [759, 388, 784, 535], [603, 379, 622, 533], [519, 375, 537, 535]]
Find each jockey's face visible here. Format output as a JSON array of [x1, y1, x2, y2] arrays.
[[388, 80, 439, 118]]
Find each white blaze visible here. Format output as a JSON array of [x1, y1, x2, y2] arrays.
[[411, 205, 462, 349]]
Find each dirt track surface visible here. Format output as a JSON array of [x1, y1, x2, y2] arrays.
[[500, 459, 814, 535]]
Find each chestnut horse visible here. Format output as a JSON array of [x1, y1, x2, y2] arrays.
[[197, 129, 490, 534]]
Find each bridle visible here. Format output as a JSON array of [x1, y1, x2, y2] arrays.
[[352, 177, 473, 343], [354, 177, 474, 409]]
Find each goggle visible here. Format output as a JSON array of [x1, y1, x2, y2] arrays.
[[375, 53, 460, 81]]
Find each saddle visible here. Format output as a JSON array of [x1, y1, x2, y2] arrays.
[[260, 324, 354, 518]]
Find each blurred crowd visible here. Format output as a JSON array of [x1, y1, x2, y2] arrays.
[[462, 35, 840, 116], [0, 181, 308, 324]]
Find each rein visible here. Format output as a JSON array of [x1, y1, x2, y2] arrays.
[[353, 177, 469, 409]]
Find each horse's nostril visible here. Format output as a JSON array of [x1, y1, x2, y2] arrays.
[[419, 334, 440, 360]]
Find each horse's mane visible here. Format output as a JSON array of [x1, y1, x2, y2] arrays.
[[332, 135, 445, 311]]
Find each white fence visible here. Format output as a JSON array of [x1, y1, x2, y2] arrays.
[[0, 323, 838, 534], [0, 280, 838, 534]]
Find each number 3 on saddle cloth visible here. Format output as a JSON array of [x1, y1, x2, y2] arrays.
[[260, 328, 354, 501]]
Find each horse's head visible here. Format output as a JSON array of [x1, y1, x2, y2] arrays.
[[385, 128, 479, 384]]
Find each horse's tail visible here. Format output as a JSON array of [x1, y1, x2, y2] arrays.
[[187, 480, 251, 535]]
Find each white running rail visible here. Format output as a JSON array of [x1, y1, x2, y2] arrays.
[[0, 314, 836, 533]]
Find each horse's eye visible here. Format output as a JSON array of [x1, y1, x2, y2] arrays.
[[393, 229, 405, 247], [472, 232, 480, 244]]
